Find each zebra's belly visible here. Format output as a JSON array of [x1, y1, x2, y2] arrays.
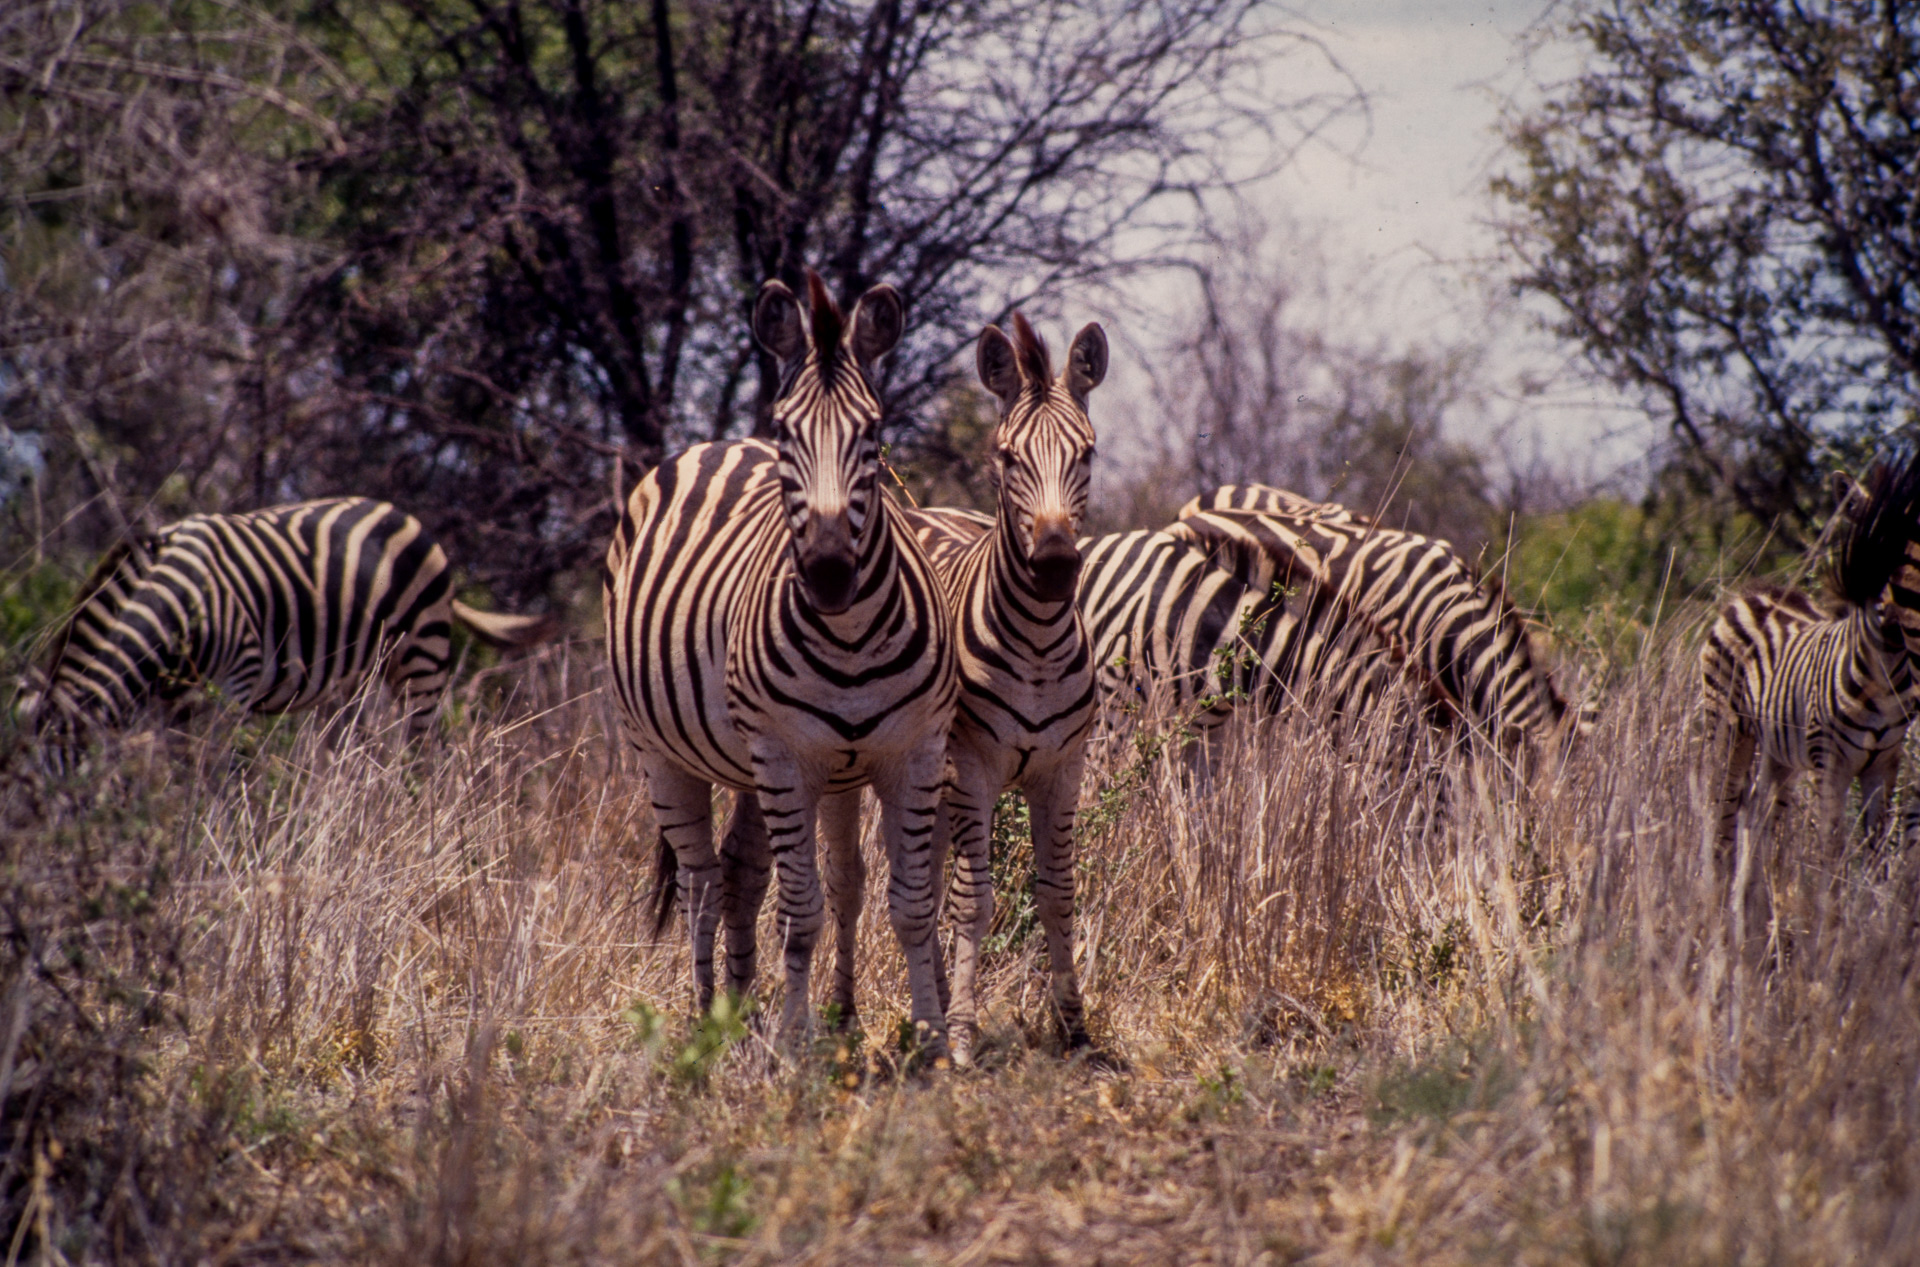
[[622, 657, 757, 790], [1760, 694, 1916, 774]]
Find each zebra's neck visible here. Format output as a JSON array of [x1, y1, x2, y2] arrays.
[[50, 553, 198, 730]]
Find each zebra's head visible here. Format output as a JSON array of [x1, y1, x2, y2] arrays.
[[753, 270, 904, 615], [976, 313, 1106, 604]]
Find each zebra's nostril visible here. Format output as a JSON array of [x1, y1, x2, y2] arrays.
[[803, 553, 859, 612], [1030, 545, 1081, 603]]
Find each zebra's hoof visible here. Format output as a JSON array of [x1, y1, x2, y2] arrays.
[[899, 1017, 951, 1070], [949, 1023, 979, 1069]]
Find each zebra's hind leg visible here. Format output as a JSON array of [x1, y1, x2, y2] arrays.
[[1734, 757, 1795, 963], [1023, 750, 1090, 1053], [642, 759, 725, 1016], [941, 746, 999, 1067], [818, 789, 866, 1031], [1712, 722, 1757, 872], [720, 791, 771, 1000], [385, 607, 455, 743], [929, 796, 954, 1016], [871, 734, 953, 1063], [1900, 764, 1920, 852]]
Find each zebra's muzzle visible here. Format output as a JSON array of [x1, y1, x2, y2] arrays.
[[1029, 524, 1082, 604], [797, 512, 860, 613]]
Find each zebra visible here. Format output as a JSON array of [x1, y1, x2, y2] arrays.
[[604, 271, 958, 1052], [24, 497, 552, 776], [1165, 487, 1578, 760], [1078, 522, 1457, 750], [1701, 450, 1920, 858], [819, 313, 1105, 1064], [1180, 483, 1361, 525]]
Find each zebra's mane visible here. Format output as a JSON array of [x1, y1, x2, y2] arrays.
[[1011, 311, 1051, 390], [1832, 448, 1920, 611], [806, 269, 843, 367]]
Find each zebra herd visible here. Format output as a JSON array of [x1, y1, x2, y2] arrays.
[[18, 269, 1920, 1060]]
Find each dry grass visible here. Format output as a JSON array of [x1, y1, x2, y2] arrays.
[[3, 629, 1917, 1264]]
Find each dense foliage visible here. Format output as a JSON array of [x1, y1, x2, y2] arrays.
[[1497, 0, 1920, 546]]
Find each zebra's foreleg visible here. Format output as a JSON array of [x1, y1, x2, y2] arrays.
[[750, 742, 828, 1052], [941, 746, 999, 1067], [1023, 750, 1090, 1052], [720, 791, 771, 1000], [928, 794, 955, 1016], [642, 759, 725, 1016], [872, 735, 953, 1061], [817, 789, 866, 1030]]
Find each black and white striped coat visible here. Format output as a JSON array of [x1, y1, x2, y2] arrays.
[[1702, 452, 1920, 853], [821, 314, 1105, 1063], [1170, 487, 1576, 758], [27, 497, 547, 773], [1077, 525, 1305, 733], [604, 273, 958, 1050], [1071, 491, 1578, 771]]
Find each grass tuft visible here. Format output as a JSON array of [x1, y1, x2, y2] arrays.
[[1, 633, 1916, 1262]]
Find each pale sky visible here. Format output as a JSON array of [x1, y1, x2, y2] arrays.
[[1119, 0, 1648, 491]]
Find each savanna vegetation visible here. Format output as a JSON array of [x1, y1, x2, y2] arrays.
[[3, 632, 1916, 1263], [5, 0, 1920, 1262]]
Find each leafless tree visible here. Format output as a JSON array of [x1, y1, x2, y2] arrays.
[[1123, 217, 1507, 557], [2, 0, 1362, 603]]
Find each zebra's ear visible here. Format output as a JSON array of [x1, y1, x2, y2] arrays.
[[1065, 322, 1108, 404], [754, 279, 808, 365], [848, 284, 905, 367], [976, 325, 1020, 407]]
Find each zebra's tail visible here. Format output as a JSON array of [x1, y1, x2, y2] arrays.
[[650, 832, 679, 938], [451, 600, 560, 649], [1832, 449, 1920, 610]]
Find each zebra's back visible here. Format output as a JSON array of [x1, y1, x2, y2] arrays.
[[906, 505, 993, 576], [1179, 482, 1365, 526]]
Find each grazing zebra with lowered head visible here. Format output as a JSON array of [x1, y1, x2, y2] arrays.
[[820, 313, 1105, 1064], [25, 497, 552, 775], [1701, 450, 1920, 857], [1077, 520, 1463, 754], [1169, 486, 1579, 761], [604, 272, 958, 1052]]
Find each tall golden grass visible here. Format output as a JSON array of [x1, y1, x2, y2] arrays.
[[2, 627, 1915, 1263]]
